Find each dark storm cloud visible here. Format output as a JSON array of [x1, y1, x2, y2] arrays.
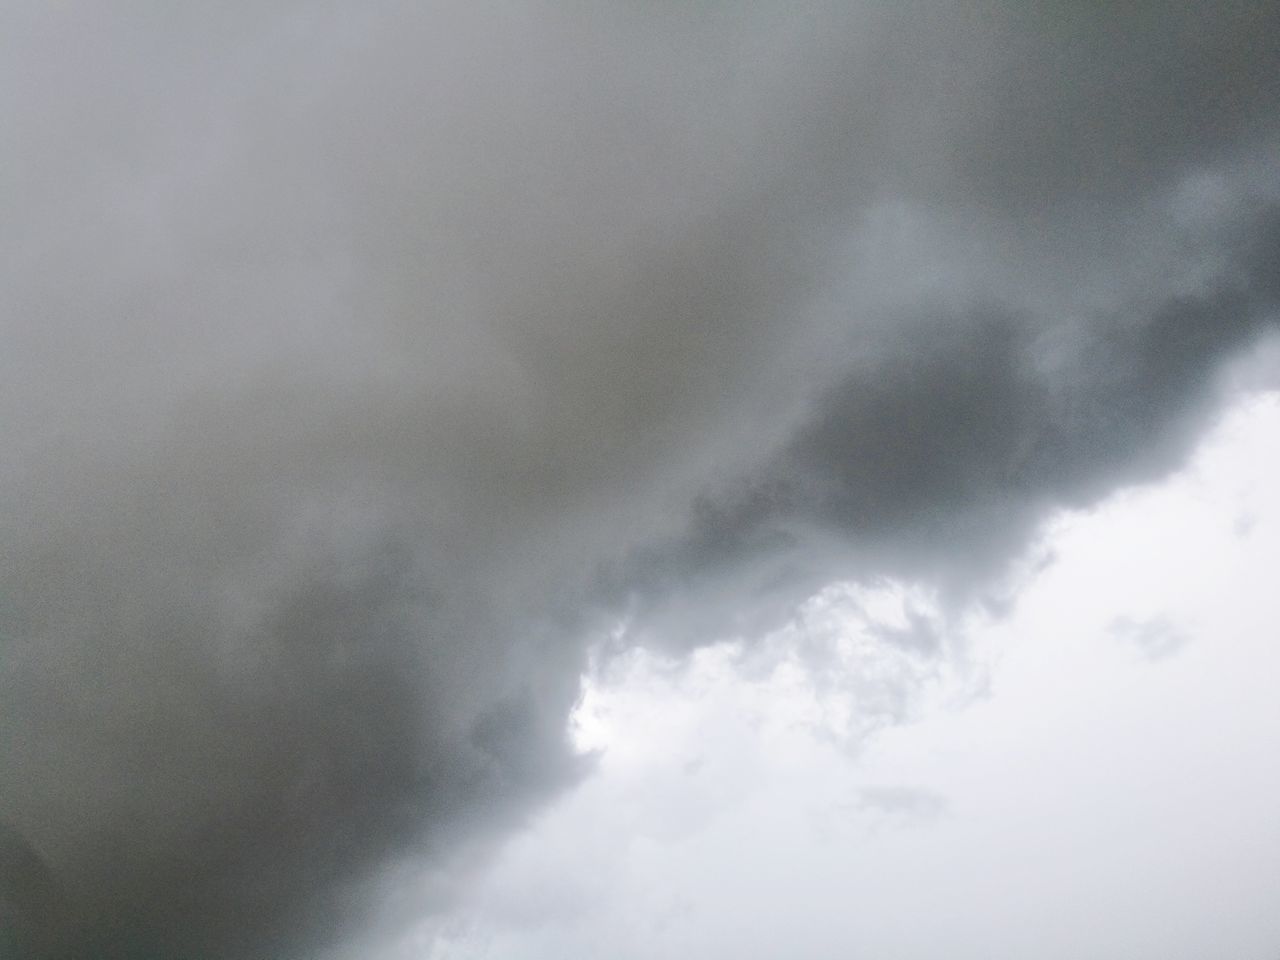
[[1, 2, 1278, 957], [615, 206, 1280, 644], [943, 2, 1280, 210]]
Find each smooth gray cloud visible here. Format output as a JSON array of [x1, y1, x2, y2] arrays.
[[1, 2, 1277, 957]]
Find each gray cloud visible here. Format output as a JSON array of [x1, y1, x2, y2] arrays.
[[615, 206, 1280, 643], [1, 2, 1278, 956]]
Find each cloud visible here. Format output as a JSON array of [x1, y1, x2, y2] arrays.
[[0, 2, 1277, 957], [613, 207, 1280, 643], [1109, 616, 1190, 662], [855, 785, 948, 821], [0, 823, 66, 958]]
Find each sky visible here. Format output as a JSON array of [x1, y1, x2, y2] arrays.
[[400, 391, 1280, 960], [1, 3, 1278, 958]]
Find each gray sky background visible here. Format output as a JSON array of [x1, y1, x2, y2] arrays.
[[1, 3, 1278, 958]]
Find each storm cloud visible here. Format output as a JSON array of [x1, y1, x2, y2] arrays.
[[2, 2, 1278, 957]]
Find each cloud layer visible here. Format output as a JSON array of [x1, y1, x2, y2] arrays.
[[1, 2, 1278, 956]]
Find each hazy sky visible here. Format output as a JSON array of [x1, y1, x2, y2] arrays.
[[1, 3, 1278, 958]]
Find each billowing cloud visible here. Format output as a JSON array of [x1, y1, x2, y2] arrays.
[[1, 2, 1277, 957]]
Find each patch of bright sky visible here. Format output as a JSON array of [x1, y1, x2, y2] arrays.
[[404, 390, 1280, 960]]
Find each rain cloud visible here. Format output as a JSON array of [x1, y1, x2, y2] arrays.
[[2, 2, 1278, 956]]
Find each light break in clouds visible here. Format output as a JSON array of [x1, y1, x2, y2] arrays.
[[412, 393, 1280, 960], [1, 2, 1278, 958]]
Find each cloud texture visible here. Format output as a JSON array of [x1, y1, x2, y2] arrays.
[[1, 2, 1278, 956]]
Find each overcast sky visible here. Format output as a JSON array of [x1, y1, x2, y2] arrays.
[[1, 3, 1278, 959]]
